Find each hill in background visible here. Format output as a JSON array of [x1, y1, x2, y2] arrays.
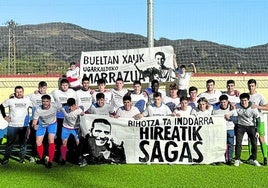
[[0, 22, 268, 74]]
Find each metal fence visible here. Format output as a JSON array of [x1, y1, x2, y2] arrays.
[[1, 23, 268, 76]]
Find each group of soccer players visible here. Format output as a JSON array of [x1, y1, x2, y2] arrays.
[[0, 73, 267, 168]]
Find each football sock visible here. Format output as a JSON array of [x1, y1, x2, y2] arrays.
[[37, 144, 44, 159], [48, 143, 55, 163], [61, 145, 67, 161]]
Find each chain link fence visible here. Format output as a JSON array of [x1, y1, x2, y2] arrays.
[[1, 21, 268, 76]]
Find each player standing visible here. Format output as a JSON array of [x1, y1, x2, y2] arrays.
[[32, 95, 61, 168]]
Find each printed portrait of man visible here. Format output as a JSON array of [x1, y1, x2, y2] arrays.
[[134, 51, 174, 82], [85, 118, 126, 164], [154, 51, 174, 82]]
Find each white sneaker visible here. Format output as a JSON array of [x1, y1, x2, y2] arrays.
[[29, 157, 36, 163], [44, 156, 49, 165], [234, 160, 240, 167], [79, 159, 87, 167], [252, 160, 261, 167]]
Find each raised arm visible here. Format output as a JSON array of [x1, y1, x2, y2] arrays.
[[173, 54, 178, 70], [191, 63, 197, 73]]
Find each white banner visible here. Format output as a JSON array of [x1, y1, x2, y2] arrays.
[[79, 46, 175, 85], [80, 114, 226, 164], [0, 115, 8, 129]]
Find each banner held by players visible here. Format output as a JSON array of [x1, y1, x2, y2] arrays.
[[80, 114, 226, 164], [80, 46, 175, 85]]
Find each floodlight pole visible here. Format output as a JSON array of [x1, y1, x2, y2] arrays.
[[147, 0, 154, 47], [7, 20, 16, 75]]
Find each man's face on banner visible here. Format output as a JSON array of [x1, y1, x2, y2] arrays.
[[92, 122, 111, 146], [155, 54, 164, 66]]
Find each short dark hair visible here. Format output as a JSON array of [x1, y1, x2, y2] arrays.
[[97, 78, 106, 85], [155, 51, 165, 58], [227, 80, 235, 85], [180, 65, 186, 69], [38, 81, 47, 88], [91, 118, 111, 132], [70, 62, 76, 66], [133, 80, 141, 85], [41, 94, 51, 100], [189, 86, 198, 93], [123, 95, 131, 102], [67, 98, 76, 106], [219, 94, 228, 101], [82, 76, 89, 83], [116, 78, 123, 82], [247, 79, 257, 85], [14, 85, 24, 92], [206, 79, 215, 85], [240, 93, 250, 100], [180, 96, 188, 102], [153, 91, 162, 98], [96, 93, 105, 100], [60, 78, 69, 85], [151, 79, 159, 86]]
